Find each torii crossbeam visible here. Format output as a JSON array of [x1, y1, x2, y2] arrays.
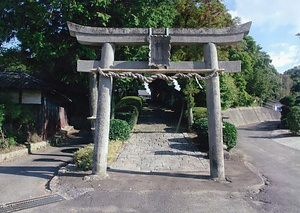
[[68, 21, 251, 181]]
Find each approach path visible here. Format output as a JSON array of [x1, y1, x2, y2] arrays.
[[110, 107, 209, 172]]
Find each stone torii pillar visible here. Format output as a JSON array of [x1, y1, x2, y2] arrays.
[[204, 43, 224, 180], [91, 43, 114, 178], [68, 22, 251, 180]]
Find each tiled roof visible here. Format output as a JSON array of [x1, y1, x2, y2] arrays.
[[0, 70, 50, 90]]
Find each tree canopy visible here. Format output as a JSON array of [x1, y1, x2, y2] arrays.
[[0, 0, 283, 116], [284, 66, 300, 95]]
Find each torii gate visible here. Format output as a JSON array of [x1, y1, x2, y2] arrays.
[[68, 22, 251, 181]]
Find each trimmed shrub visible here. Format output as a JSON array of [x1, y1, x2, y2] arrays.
[[192, 118, 237, 151], [74, 143, 93, 171], [287, 106, 300, 135], [116, 96, 143, 112], [192, 118, 209, 150], [109, 119, 131, 141], [193, 107, 207, 120], [115, 105, 139, 129], [223, 121, 237, 150]]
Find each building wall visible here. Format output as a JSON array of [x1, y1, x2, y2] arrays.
[[21, 90, 42, 104], [1, 89, 69, 140]]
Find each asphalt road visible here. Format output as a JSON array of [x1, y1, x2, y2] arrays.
[[0, 131, 90, 205], [236, 121, 300, 213]]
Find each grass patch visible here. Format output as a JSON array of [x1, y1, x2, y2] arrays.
[[107, 139, 124, 165], [74, 139, 124, 171]]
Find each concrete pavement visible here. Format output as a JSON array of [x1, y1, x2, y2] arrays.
[[1, 108, 296, 212]]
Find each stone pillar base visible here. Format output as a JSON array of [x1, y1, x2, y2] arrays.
[[84, 174, 109, 182]]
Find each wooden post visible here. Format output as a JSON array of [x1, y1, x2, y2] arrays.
[[92, 43, 114, 178], [204, 43, 225, 181]]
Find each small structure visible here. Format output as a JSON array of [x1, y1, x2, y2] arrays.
[[0, 70, 71, 139]]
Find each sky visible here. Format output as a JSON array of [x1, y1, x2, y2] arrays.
[[222, 0, 300, 73]]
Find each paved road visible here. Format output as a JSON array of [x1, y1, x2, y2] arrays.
[[236, 121, 300, 213], [0, 131, 90, 205]]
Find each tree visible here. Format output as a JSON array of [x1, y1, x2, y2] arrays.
[[0, 0, 283, 124], [287, 106, 300, 135], [228, 36, 281, 103], [281, 74, 294, 97], [0, 48, 29, 72], [219, 74, 238, 109], [284, 66, 300, 96], [182, 78, 200, 130], [0, 0, 177, 117], [172, 0, 236, 126]]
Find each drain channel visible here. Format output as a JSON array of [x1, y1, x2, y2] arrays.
[[0, 194, 65, 213]]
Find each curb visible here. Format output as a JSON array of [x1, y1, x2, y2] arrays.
[[243, 161, 266, 193], [0, 141, 49, 163], [0, 126, 76, 163]]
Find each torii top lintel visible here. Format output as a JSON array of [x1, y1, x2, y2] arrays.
[[67, 22, 251, 46]]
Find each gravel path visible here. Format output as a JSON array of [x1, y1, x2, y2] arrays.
[[111, 107, 209, 172]]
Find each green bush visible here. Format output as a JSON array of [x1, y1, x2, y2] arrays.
[[279, 95, 300, 129], [287, 106, 300, 135], [74, 144, 94, 171], [223, 122, 237, 150], [192, 118, 237, 151], [0, 95, 37, 147], [295, 96, 300, 105], [193, 107, 207, 120], [116, 96, 143, 112], [109, 119, 131, 141], [192, 118, 209, 150], [115, 105, 139, 129]]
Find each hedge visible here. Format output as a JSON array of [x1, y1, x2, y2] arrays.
[[192, 118, 237, 151], [115, 96, 143, 112], [115, 105, 139, 129], [193, 107, 207, 120]]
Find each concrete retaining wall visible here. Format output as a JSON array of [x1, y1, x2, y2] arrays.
[[222, 107, 281, 127]]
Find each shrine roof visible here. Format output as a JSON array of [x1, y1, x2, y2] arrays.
[[0, 70, 50, 90]]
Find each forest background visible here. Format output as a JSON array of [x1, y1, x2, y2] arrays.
[[0, 0, 299, 130]]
